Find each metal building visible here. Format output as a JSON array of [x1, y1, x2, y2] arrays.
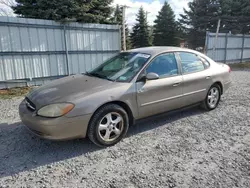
[[0, 16, 121, 89]]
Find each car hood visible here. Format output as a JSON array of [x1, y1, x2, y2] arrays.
[[26, 74, 117, 109]]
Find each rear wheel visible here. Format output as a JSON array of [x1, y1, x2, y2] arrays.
[[202, 84, 221, 111], [87, 104, 129, 147]]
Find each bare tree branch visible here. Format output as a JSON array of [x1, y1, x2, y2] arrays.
[[0, 0, 15, 16], [0, 7, 9, 16], [0, 0, 15, 8]]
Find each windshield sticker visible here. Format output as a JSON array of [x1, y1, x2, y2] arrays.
[[119, 76, 127, 81], [137, 54, 150, 59]]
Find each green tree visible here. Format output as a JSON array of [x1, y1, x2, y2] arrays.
[[179, 0, 221, 48], [153, 1, 178, 46], [110, 5, 131, 50], [220, 0, 250, 34], [12, 0, 114, 23], [175, 21, 187, 44], [130, 7, 150, 48], [179, 0, 250, 48], [110, 4, 123, 24]]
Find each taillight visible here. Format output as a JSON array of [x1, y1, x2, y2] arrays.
[[225, 64, 231, 73]]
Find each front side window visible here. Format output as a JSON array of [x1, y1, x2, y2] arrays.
[[88, 52, 151, 82], [146, 53, 178, 78], [178, 52, 205, 74]]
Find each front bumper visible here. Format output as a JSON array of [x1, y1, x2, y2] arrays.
[[19, 100, 92, 140]]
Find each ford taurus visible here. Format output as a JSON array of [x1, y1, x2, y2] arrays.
[[19, 47, 232, 147]]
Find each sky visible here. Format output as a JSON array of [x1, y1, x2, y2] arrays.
[[0, 0, 191, 27], [113, 0, 192, 28]]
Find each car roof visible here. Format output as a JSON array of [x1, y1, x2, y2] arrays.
[[127, 46, 199, 56]]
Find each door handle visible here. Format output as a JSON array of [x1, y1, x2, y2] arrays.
[[173, 83, 180, 87], [206, 76, 211, 79]]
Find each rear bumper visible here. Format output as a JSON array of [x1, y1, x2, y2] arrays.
[[19, 99, 91, 140]]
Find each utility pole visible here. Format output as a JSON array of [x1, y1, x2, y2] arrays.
[[213, 18, 221, 59], [122, 5, 129, 51]]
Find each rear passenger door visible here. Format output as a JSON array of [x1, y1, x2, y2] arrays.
[[176, 52, 213, 106]]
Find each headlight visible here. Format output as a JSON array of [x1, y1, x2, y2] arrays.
[[37, 103, 74, 118]]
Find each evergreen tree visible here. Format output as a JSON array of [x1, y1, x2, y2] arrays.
[[179, 0, 221, 48], [130, 7, 150, 48], [175, 21, 187, 44], [110, 4, 122, 24], [179, 0, 250, 48], [220, 0, 250, 34], [12, 0, 114, 23], [153, 1, 178, 46]]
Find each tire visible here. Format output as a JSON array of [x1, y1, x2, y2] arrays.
[[201, 84, 221, 111], [87, 104, 129, 147]]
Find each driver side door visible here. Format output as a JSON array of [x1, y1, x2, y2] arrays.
[[136, 53, 184, 119]]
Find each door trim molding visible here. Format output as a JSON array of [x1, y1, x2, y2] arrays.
[[141, 94, 183, 107], [141, 89, 206, 107], [183, 89, 206, 97]]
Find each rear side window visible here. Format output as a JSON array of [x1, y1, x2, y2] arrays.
[[178, 52, 205, 74], [201, 57, 210, 69]]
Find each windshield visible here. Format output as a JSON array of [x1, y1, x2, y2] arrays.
[[87, 52, 151, 82]]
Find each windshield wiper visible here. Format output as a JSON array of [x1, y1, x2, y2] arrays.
[[84, 71, 92, 76], [85, 72, 114, 81]]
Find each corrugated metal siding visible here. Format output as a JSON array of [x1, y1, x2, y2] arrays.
[[0, 16, 121, 89], [205, 32, 250, 63]]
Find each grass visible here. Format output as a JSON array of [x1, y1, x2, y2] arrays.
[[229, 62, 250, 69], [0, 87, 32, 99]]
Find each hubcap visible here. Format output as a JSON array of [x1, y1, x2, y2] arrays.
[[98, 112, 124, 142], [207, 87, 219, 108]]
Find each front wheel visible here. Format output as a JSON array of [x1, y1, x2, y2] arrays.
[[87, 104, 129, 147], [202, 84, 221, 111]]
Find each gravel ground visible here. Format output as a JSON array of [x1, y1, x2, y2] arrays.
[[0, 70, 250, 188]]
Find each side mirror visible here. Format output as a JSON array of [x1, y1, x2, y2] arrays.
[[146, 72, 159, 80], [136, 73, 146, 82]]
